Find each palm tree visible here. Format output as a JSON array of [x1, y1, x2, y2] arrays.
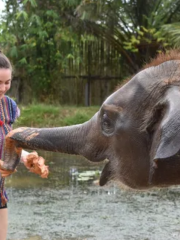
[[74, 0, 180, 75], [161, 22, 180, 48]]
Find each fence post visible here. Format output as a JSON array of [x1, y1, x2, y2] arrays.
[[85, 77, 91, 106]]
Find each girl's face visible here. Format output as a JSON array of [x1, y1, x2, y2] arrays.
[[0, 68, 11, 99]]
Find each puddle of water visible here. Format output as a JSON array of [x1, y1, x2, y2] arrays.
[[5, 152, 180, 240]]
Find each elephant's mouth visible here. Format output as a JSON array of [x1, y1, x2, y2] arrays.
[[99, 160, 112, 186]]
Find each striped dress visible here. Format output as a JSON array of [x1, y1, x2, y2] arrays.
[[0, 95, 20, 208]]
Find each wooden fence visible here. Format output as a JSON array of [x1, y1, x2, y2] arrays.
[[10, 39, 123, 105]]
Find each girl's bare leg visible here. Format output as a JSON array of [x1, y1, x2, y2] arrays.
[[0, 208, 8, 240]]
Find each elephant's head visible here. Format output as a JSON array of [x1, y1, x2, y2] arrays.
[[4, 51, 180, 189]]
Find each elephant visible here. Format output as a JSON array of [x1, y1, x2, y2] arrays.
[[2, 50, 180, 190]]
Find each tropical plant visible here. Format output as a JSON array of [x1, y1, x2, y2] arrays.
[[0, 0, 83, 102], [1, 0, 180, 104], [161, 23, 180, 48], [75, 0, 180, 74]]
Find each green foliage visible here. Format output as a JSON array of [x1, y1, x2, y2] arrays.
[[161, 23, 180, 48], [76, 0, 180, 73], [1, 0, 180, 104], [0, 0, 83, 102], [123, 26, 167, 53], [23, 0, 37, 8]]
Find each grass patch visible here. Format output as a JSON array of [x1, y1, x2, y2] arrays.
[[14, 104, 99, 128], [63, 112, 90, 126]]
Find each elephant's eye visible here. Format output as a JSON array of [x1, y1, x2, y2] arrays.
[[101, 113, 115, 136], [102, 114, 111, 128]]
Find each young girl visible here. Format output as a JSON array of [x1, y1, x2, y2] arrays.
[[0, 51, 49, 240], [0, 51, 29, 240]]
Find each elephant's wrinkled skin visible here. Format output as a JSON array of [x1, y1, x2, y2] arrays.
[[4, 52, 180, 189]]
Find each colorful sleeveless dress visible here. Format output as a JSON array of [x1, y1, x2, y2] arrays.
[[0, 95, 20, 208]]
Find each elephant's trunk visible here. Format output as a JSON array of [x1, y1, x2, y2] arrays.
[[7, 113, 107, 163]]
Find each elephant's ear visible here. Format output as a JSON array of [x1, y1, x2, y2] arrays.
[[152, 87, 180, 161]]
